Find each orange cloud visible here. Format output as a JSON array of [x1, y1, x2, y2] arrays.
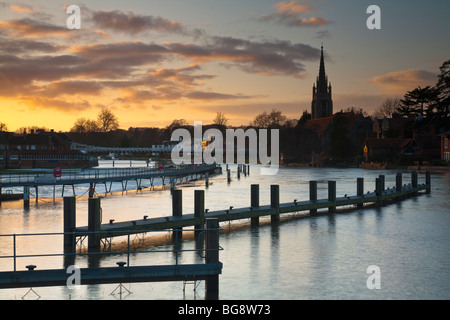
[[0, 18, 71, 38], [274, 1, 312, 14], [260, 1, 330, 27], [9, 4, 35, 13], [369, 69, 438, 94]]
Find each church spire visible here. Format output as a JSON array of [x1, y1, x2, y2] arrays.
[[310, 45, 333, 119], [319, 45, 325, 82]]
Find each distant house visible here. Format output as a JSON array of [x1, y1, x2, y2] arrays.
[[439, 130, 450, 162], [0, 130, 97, 169], [304, 110, 373, 157], [364, 138, 410, 162], [373, 114, 412, 139], [364, 134, 441, 163], [403, 135, 441, 160]]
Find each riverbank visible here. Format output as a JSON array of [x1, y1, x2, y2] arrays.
[[284, 162, 450, 172]]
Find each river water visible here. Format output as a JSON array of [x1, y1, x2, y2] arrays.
[[0, 161, 449, 300]]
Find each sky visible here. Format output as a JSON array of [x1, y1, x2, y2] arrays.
[[0, 0, 449, 131]]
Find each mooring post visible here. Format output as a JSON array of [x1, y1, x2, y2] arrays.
[[357, 178, 364, 208], [412, 171, 418, 189], [227, 169, 231, 183], [237, 168, 240, 180], [63, 196, 76, 267], [379, 175, 385, 194], [270, 185, 280, 223], [88, 197, 102, 249], [396, 173, 402, 192], [63, 196, 76, 247], [426, 171, 431, 194], [205, 172, 209, 188], [310, 181, 318, 214], [375, 177, 382, 206], [172, 189, 182, 239], [251, 184, 260, 226], [328, 181, 336, 213], [23, 186, 30, 207], [205, 218, 219, 300], [89, 182, 95, 198], [194, 190, 205, 239]]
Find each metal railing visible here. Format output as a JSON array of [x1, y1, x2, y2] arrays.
[[0, 227, 222, 273], [0, 163, 217, 186]]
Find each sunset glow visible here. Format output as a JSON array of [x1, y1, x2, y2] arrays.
[[0, 0, 448, 132]]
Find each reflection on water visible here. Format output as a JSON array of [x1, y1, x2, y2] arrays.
[[0, 162, 449, 299]]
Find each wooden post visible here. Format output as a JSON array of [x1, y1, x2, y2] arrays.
[[270, 185, 280, 222], [63, 196, 76, 248], [375, 178, 381, 196], [309, 181, 317, 214], [23, 186, 30, 207], [205, 218, 219, 300], [379, 175, 385, 194], [88, 197, 101, 249], [205, 172, 209, 188], [378, 175, 385, 206], [412, 171, 418, 188], [237, 168, 240, 180], [194, 190, 205, 239], [227, 169, 231, 183], [425, 171, 431, 194], [396, 173, 402, 192], [172, 189, 182, 239], [89, 182, 95, 198], [357, 178, 364, 209], [328, 181, 336, 213], [170, 177, 175, 194], [35, 186, 38, 203], [251, 184, 259, 226], [375, 177, 382, 206]]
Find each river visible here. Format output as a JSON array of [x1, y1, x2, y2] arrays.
[[0, 162, 449, 300]]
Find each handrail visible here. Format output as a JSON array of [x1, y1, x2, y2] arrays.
[[0, 227, 223, 272], [0, 163, 218, 186]]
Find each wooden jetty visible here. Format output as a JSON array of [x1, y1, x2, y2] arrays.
[[0, 219, 222, 300], [69, 171, 431, 249]]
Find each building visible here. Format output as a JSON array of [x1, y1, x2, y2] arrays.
[[439, 130, 450, 162], [311, 45, 333, 119], [304, 110, 373, 157], [0, 130, 97, 169], [364, 138, 411, 162]]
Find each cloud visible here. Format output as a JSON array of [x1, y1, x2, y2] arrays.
[[0, 37, 63, 54], [90, 10, 189, 35], [167, 36, 320, 77], [0, 18, 70, 38], [260, 1, 330, 27], [0, 5, 324, 115], [369, 69, 438, 94]]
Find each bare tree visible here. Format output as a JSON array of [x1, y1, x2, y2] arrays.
[[0, 122, 7, 132], [97, 107, 119, 132], [70, 118, 88, 133], [212, 112, 229, 127], [373, 97, 402, 118], [252, 108, 286, 128]]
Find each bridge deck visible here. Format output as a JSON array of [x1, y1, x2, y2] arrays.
[[0, 164, 218, 188]]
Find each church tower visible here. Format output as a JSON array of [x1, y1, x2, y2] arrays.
[[311, 45, 333, 119]]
